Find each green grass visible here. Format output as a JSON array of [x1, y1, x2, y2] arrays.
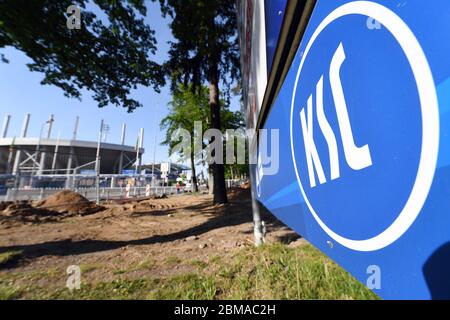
[[147, 274, 218, 300], [189, 259, 208, 269], [208, 255, 221, 264], [0, 250, 23, 267], [134, 259, 156, 271], [79, 264, 101, 274], [113, 270, 127, 275], [214, 244, 378, 300], [0, 243, 379, 300], [0, 280, 22, 300], [164, 256, 182, 266], [4, 279, 152, 300]]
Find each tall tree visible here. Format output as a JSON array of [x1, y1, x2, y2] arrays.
[[0, 0, 164, 111], [161, 84, 243, 193], [223, 110, 248, 181], [160, 84, 208, 193], [155, 0, 240, 204]]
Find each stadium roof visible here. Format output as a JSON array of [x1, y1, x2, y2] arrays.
[[0, 138, 143, 153]]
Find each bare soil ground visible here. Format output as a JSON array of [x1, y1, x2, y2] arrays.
[[0, 188, 301, 294]]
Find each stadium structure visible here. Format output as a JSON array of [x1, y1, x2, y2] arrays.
[[0, 114, 198, 201], [0, 114, 144, 189]]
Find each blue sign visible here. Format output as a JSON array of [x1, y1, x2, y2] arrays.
[[122, 169, 136, 175], [80, 170, 96, 176], [256, 0, 450, 299]]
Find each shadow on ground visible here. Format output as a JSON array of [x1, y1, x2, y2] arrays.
[[0, 192, 290, 269]]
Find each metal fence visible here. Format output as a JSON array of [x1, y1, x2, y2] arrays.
[[0, 175, 242, 202], [225, 179, 247, 188], [0, 185, 197, 202]]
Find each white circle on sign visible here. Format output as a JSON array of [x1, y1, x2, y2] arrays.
[[289, 1, 439, 252]]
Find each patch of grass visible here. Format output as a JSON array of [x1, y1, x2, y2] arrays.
[[164, 256, 181, 266], [0, 243, 379, 300], [189, 259, 208, 269], [79, 264, 99, 274], [214, 243, 379, 300], [208, 255, 221, 264], [133, 259, 156, 271], [147, 274, 218, 300], [22, 267, 61, 282], [113, 270, 127, 275], [48, 279, 152, 300], [64, 279, 151, 300], [0, 280, 22, 300], [0, 250, 23, 267], [0, 278, 154, 300]]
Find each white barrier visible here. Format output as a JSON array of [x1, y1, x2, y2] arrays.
[[1, 186, 203, 202]]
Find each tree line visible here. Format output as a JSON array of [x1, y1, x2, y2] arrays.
[[0, 0, 243, 204]]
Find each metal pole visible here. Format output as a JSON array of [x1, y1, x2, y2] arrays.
[[121, 123, 127, 145], [249, 132, 264, 246], [21, 113, 30, 138], [151, 107, 158, 187], [95, 120, 104, 205], [32, 123, 45, 183], [135, 133, 140, 175], [72, 116, 79, 140], [13, 113, 30, 174], [137, 128, 144, 188], [39, 115, 54, 175], [250, 166, 264, 246], [1, 114, 11, 138], [6, 136, 15, 174], [102, 124, 110, 142], [66, 117, 79, 187], [51, 131, 61, 174], [46, 114, 54, 139], [118, 123, 126, 174], [139, 128, 144, 169], [136, 128, 144, 176]]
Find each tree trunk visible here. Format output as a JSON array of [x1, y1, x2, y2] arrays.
[[209, 63, 228, 204], [190, 152, 199, 193], [208, 165, 214, 195]]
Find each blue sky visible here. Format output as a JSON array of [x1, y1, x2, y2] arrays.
[[0, 2, 239, 167]]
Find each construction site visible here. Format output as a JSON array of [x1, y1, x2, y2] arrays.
[[0, 114, 196, 202], [0, 114, 324, 300], [0, 0, 404, 303], [0, 114, 359, 300]]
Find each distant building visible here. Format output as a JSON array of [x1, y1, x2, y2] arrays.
[[0, 114, 147, 192], [0, 137, 144, 176], [141, 162, 190, 181]]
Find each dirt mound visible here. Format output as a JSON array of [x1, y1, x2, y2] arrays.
[[0, 191, 105, 225], [2, 203, 36, 217], [0, 202, 56, 224], [36, 190, 104, 215], [0, 201, 13, 212], [138, 201, 175, 211]]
